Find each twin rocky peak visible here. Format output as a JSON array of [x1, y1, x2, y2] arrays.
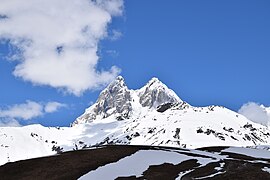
[[73, 76, 183, 125]]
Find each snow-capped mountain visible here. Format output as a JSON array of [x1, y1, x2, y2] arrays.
[[73, 76, 181, 125], [72, 76, 270, 148], [0, 76, 270, 166]]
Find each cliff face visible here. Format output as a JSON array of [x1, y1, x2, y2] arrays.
[[73, 76, 182, 125]]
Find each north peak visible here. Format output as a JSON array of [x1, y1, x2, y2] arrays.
[[115, 75, 124, 82], [107, 75, 127, 90]]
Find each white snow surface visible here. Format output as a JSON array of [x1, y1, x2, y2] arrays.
[[79, 148, 219, 180], [1, 104, 270, 166], [1, 77, 270, 166], [222, 147, 270, 159], [0, 124, 83, 165], [79, 150, 194, 179], [262, 167, 270, 174]]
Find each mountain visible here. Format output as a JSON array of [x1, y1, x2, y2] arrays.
[[1, 145, 270, 180], [73, 76, 181, 125], [72, 76, 270, 149], [0, 76, 270, 167]]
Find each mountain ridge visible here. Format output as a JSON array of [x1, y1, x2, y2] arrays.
[[0, 76, 270, 166], [73, 76, 182, 125]]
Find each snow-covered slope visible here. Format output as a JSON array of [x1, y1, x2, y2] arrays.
[[72, 76, 270, 149], [72, 103, 270, 149], [78, 145, 270, 180], [0, 124, 83, 165], [0, 76, 270, 166]]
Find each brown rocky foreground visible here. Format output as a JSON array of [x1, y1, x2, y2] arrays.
[[0, 145, 270, 180]]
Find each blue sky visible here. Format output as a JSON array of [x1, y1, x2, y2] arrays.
[[0, 0, 270, 127]]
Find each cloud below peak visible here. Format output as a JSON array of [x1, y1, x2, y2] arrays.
[[0, 100, 66, 126], [44, 102, 67, 113], [238, 102, 270, 127], [0, 0, 124, 96], [0, 101, 43, 121]]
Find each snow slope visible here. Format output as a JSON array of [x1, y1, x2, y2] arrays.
[[0, 76, 270, 166], [71, 76, 270, 149], [0, 124, 82, 165], [71, 102, 270, 149], [79, 149, 218, 180], [78, 145, 270, 180]]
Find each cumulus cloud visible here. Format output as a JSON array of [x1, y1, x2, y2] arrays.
[[0, 100, 66, 126], [44, 102, 66, 113], [238, 102, 270, 126], [0, 118, 21, 127], [0, 101, 43, 120], [0, 0, 124, 96]]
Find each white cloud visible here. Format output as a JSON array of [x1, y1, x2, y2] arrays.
[[109, 29, 123, 41], [0, 101, 66, 126], [0, 100, 43, 120], [0, 118, 21, 127], [0, 0, 124, 96], [44, 102, 66, 113], [96, 0, 124, 16], [238, 102, 270, 126]]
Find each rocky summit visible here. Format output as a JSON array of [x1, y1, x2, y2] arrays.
[[73, 76, 181, 125]]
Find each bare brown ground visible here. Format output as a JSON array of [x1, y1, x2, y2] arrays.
[[0, 145, 269, 180]]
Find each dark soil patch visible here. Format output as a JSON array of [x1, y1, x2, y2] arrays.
[[141, 159, 200, 180], [116, 159, 200, 180], [212, 159, 270, 180], [115, 176, 138, 180], [196, 146, 229, 152], [0, 146, 139, 180], [181, 161, 221, 179], [0, 145, 270, 180]]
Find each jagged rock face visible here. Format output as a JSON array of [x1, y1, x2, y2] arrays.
[[95, 76, 132, 119], [74, 76, 182, 125], [138, 78, 181, 109], [75, 76, 133, 124]]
